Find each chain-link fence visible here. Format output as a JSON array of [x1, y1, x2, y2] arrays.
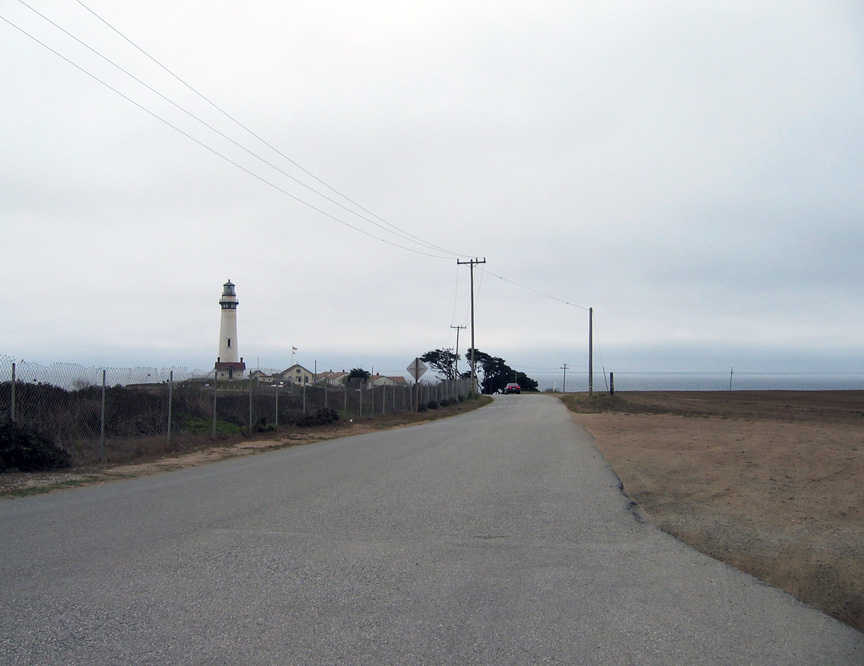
[[1, 355, 471, 465]]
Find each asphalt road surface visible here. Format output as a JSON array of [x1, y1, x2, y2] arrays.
[[1, 395, 862, 665]]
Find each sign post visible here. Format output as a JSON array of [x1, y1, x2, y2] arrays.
[[406, 358, 428, 411]]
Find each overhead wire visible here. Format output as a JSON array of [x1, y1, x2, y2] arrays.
[[70, 0, 469, 259], [485, 269, 591, 311], [449, 262, 461, 327], [7, 3, 603, 337], [592, 313, 609, 390], [473, 263, 486, 317], [2, 14, 462, 259], [6, 1, 471, 259]]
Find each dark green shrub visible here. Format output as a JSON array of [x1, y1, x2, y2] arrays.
[[294, 408, 340, 427], [0, 420, 72, 472], [181, 417, 242, 436], [427, 401, 438, 410], [439, 399, 450, 407], [181, 417, 210, 434], [214, 421, 243, 435]]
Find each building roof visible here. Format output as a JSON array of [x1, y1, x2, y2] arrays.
[[215, 361, 246, 370], [280, 364, 313, 374]]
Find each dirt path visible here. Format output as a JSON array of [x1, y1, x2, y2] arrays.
[[564, 391, 864, 632]]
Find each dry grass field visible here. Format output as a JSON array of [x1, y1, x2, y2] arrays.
[[563, 390, 864, 632]]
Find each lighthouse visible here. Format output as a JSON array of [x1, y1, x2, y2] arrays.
[[215, 279, 246, 380]]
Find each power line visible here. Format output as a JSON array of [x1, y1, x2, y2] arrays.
[[70, 0, 470, 259], [485, 270, 590, 310], [449, 262, 462, 327], [5, 3, 472, 259], [6, 4, 604, 326], [3, 14, 460, 258]]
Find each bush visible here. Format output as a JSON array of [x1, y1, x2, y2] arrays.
[[439, 399, 450, 407], [181, 417, 243, 436], [0, 420, 72, 472], [294, 408, 340, 427], [427, 401, 439, 410]]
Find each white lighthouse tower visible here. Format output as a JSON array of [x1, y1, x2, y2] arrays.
[[215, 279, 246, 380]]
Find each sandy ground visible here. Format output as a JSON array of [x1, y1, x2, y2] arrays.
[[564, 391, 864, 632]]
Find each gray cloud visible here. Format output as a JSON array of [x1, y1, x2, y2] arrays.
[[2, 0, 863, 378]]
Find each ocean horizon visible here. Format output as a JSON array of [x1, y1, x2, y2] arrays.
[[535, 372, 864, 393]]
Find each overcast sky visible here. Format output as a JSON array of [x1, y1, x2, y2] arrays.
[[2, 0, 863, 384]]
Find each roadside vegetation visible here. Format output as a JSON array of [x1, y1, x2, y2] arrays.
[[0, 420, 71, 473], [421, 347, 539, 394], [0, 393, 492, 498]]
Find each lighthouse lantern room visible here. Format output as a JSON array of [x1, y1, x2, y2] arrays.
[[215, 279, 246, 380]]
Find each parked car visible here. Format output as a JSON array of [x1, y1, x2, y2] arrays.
[[504, 383, 521, 394]]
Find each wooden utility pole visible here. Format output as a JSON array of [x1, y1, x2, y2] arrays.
[[560, 363, 569, 393], [414, 357, 420, 411], [457, 258, 486, 394], [588, 307, 594, 396], [450, 324, 466, 378]]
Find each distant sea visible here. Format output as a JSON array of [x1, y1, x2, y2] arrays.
[[538, 373, 864, 393]]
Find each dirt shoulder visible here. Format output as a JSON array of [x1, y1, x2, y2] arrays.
[[0, 397, 492, 498], [563, 391, 864, 632]]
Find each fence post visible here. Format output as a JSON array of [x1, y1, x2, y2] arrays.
[[167, 370, 173, 448], [248, 378, 253, 436], [99, 369, 106, 462], [212, 373, 218, 438], [10, 362, 16, 422], [275, 384, 279, 427]]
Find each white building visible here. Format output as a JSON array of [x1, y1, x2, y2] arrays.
[[215, 280, 246, 380], [317, 370, 349, 387], [368, 374, 409, 388], [248, 369, 273, 383], [278, 364, 314, 385]]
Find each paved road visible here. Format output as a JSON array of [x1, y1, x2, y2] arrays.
[[1, 395, 862, 664]]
